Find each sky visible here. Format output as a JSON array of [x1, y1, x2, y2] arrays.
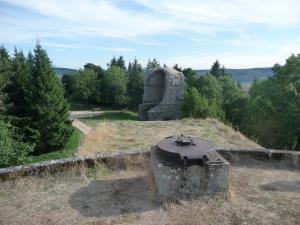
[[0, 0, 300, 69]]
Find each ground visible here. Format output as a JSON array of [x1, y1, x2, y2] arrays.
[[0, 158, 299, 225], [77, 111, 260, 156]]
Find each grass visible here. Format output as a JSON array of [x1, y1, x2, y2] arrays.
[[79, 110, 138, 126], [31, 128, 82, 163], [0, 157, 299, 225], [78, 116, 261, 156]]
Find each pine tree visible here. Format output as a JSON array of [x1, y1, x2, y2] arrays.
[[26, 43, 73, 153], [127, 58, 144, 109], [146, 58, 160, 70], [0, 46, 11, 88], [4, 49, 31, 126]]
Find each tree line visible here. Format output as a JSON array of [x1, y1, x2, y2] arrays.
[[62, 56, 161, 110], [0, 42, 299, 167]]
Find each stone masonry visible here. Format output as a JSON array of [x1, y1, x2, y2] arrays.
[[138, 67, 185, 120]]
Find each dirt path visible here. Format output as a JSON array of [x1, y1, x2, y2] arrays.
[[72, 119, 92, 135], [70, 111, 103, 119]]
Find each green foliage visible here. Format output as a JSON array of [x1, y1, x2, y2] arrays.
[[182, 87, 217, 118], [146, 58, 160, 70], [31, 128, 81, 163], [182, 68, 197, 87], [73, 69, 97, 104], [102, 66, 128, 107], [127, 58, 144, 109], [241, 54, 300, 149], [3, 49, 31, 127], [107, 56, 126, 71], [195, 74, 224, 119], [0, 46, 11, 88], [25, 43, 73, 153], [218, 75, 247, 126], [0, 120, 33, 168]]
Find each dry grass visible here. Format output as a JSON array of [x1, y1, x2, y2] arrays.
[[0, 159, 299, 225], [78, 118, 260, 156]]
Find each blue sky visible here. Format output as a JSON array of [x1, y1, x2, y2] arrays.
[[0, 0, 300, 69]]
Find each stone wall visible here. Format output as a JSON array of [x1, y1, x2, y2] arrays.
[[0, 147, 299, 180]]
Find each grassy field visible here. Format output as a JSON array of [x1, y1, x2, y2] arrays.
[[31, 128, 82, 163], [0, 158, 299, 225], [78, 111, 260, 156]]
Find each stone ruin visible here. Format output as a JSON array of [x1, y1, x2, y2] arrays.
[[138, 67, 185, 121]]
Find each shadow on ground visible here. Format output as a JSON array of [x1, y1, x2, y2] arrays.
[[69, 176, 157, 217], [260, 180, 300, 192]]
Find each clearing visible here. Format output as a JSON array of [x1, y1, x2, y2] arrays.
[[77, 111, 261, 156]]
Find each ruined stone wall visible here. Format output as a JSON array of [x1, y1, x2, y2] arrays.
[[138, 67, 185, 121]]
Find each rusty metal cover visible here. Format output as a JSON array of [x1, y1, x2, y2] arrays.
[[156, 135, 215, 166]]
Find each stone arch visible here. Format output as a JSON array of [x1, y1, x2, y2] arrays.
[[139, 67, 184, 121], [145, 70, 166, 104]]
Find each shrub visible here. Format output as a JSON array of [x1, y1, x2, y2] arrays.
[[0, 120, 33, 168]]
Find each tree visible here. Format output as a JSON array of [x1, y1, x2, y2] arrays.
[[0, 120, 33, 168], [25, 43, 73, 153], [102, 66, 128, 107], [127, 58, 144, 109], [72, 68, 97, 105], [218, 75, 247, 126], [210, 60, 228, 78], [182, 68, 197, 87], [241, 54, 300, 149], [108, 56, 126, 71], [3, 49, 31, 127], [0, 46, 11, 88], [84, 63, 104, 79], [173, 64, 183, 72], [146, 58, 160, 70], [181, 87, 211, 118]]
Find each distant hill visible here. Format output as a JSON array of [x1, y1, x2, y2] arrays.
[[54, 67, 78, 76], [195, 67, 273, 83], [54, 67, 273, 83]]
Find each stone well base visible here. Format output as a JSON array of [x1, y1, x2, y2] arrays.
[[150, 147, 230, 201]]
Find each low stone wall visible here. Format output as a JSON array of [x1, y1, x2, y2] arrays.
[[217, 147, 300, 167], [0, 147, 299, 180], [0, 149, 150, 180]]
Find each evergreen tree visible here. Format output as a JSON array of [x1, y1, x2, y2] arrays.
[[26, 43, 73, 153], [210, 60, 221, 77], [4, 48, 31, 127], [108, 56, 126, 71], [0, 46, 11, 88], [146, 58, 160, 70], [173, 64, 183, 72], [127, 58, 144, 109]]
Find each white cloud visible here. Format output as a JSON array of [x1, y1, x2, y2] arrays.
[[162, 35, 300, 69], [1, 0, 300, 43]]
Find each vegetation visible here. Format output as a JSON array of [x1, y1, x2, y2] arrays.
[[0, 43, 74, 167], [0, 120, 33, 167], [31, 128, 81, 163], [62, 56, 145, 110], [0, 40, 299, 168], [240, 54, 300, 149]]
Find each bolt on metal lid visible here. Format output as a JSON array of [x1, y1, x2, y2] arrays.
[[156, 134, 215, 163]]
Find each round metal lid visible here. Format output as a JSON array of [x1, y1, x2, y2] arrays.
[[156, 135, 215, 161]]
